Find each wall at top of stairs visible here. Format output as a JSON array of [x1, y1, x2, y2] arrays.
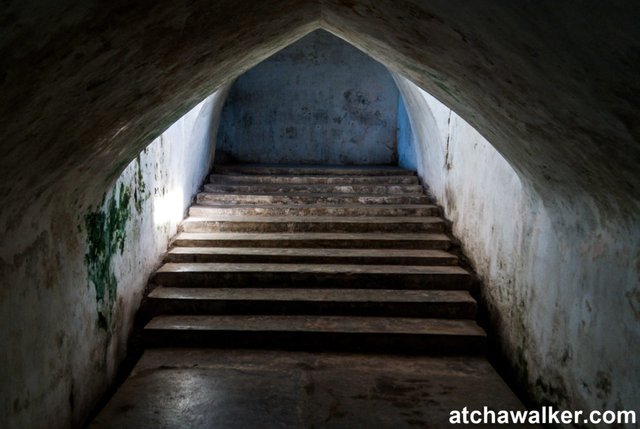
[[394, 73, 640, 418], [216, 30, 399, 165]]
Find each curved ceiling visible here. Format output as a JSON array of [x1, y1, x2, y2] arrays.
[[1, 0, 639, 230]]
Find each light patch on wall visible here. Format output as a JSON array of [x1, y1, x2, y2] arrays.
[[153, 189, 185, 226]]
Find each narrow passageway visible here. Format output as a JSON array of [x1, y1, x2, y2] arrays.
[[90, 164, 533, 428], [2, 3, 639, 428], [87, 31, 536, 427]]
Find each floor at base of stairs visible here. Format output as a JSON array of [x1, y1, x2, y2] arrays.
[[89, 348, 537, 429]]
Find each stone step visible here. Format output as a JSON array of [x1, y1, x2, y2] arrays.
[[197, 192, 430, 205], [145, 287, 477, 319], [172, 232, 452, 250], [214, 164, 415, 176], [180, 216, 445, 233], [210, 174, 419, 185], [204, 183, 424, 195], [189, 204, 440, 217], [165, 247, 458, 265], [143, 314, 486, 354], [152, 263, 472, 290]]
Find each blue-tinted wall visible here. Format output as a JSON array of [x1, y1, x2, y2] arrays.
[[216, 30, 400, 165], [396, 94, 418, 171]]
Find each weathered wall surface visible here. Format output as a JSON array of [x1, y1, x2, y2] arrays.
[[0, 3, 319, 427], [0, 1, 639, 428], [395, 74, 640, 417], [217, 30, 398, 165], [0, 88, 228, 429], [396, 94, 417, 172]]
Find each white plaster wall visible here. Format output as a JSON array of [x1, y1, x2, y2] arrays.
[[394, 74, 640, 418], [0, 87, 229, 429]]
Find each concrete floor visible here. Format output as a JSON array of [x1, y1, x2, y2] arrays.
[[89, 349, 536, 428]]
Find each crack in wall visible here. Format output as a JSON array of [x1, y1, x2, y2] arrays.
[[444, 110, 452, 170]]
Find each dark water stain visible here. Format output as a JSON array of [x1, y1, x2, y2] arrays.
[[133, 155, 147, 214], [342, 89, 385, 127], [625, 287, 640, 321], [534, 374, 570, 407], [595, 371, 611, 400], [284, 126, 297, 139]]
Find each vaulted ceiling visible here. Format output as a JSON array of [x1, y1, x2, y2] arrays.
[[1, 0, 639, 230]]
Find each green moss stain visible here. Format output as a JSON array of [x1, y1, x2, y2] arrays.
[[84, 183, 132, 334]]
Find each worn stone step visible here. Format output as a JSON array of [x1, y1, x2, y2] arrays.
[[210, 174, 419, 185], [143, 314, 486, 354], [165, 247, 458, 265], [172, 232, 452, 250], [180, 216, 445, 233], [204, 183, 424, 195], [189, 204, 440, 217], [215, 164, 415, 176], [197, 192, 430, 205], [145, 287, 477, 319], [153, 263, 472, 289]]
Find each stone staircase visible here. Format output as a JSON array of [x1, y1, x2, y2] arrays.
[[140, 164, 486, 354], [89, 165, 537, 428]]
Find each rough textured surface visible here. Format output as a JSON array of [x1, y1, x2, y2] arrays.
[[180, 215, 444, 233], [214, 163, 414, 175], [394, 76, 640, 419], [203, 183, 424, 194], [188, 203, 440, 217], [165, 246, 457, 265], [156, 262, 468, 275], [148, 287, 474, 304], [153, 262, 470, 290], [145, 287, 476, 319], [196, 192, 430, 205], [321, 1, 640, 215], [216, 30, 399, 165], [145, 314, 484, 335], [0, 87, 230, 428], [173, 232, 452, 250], [209, 173, 418, 184], [128, 165, 487, 371], [90, 349, 536, 429], [1, 1, 639, 427]]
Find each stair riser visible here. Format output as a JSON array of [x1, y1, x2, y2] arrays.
[[165, 252, 458, 266], [204, 184, 424, 194], [172, 238, 451, 250], [197, 193, 430, 205], [144, 299, 477, 319], [153, 271, 471, 290], [180, 221, 445, 234], [210, 174, 419, 185], [189, 206, 440, 217], [215, 166, 416, 176], [143, 330, 486, 355]]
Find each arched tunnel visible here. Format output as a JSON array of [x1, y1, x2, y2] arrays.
[[1, 1, 639, 427]]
